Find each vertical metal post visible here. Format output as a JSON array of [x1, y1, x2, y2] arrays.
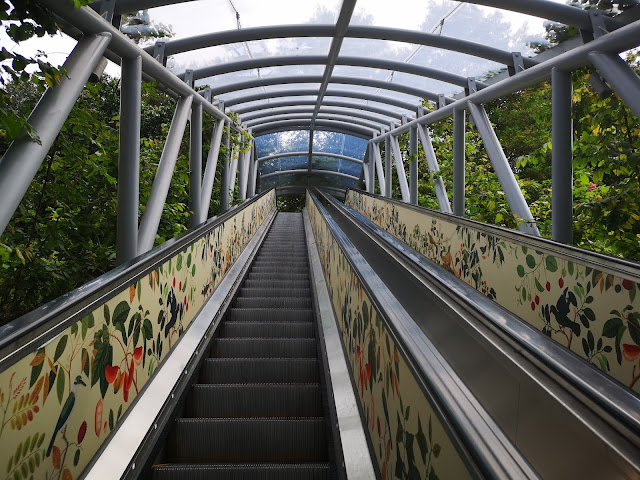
[[238, 135, 250, 201], [117, 54, 141, 264], [363, 162, 370, 191], [384, 132, 392, 198], [409, 126, 418, 205], [189, 102, 203, 228], [416, 125, 452, 213], [371, 135, 386, 196], [467, 101, 540, 236], [389, 135, 410, 202], [0, 33, 112, 238], [199, 119, 225, 223], [228, 146, 239, 203], [552, 67, 573, 244], [247, 140, 258, 197], [368, 143, 376, 194], [219, 127, 230, 213], [453, 108, 465, 217], [137, 95, 193, 253]]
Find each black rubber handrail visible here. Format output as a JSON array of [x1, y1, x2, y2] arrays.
[[0, 189, 275, 373]]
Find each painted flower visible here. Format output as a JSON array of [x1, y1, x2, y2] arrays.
[[105, 365, 119, 384], [622, 344, 640, 362], [95, 399, 103, 436], [133, 346, 143, 365]]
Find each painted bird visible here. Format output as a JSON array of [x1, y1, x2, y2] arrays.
[[46, 375, 86, 457]]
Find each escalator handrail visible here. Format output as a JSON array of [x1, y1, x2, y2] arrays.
[[308, 189, 540, 479], [324, 191, 640, 439], [0, 189, 275, 373]]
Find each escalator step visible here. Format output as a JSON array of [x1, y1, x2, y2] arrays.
[[202, 358, 319, 383], [239, 287, 311, 298], [226, 308, 314, 322], [248, 272, 310, 281], [211, 338, 316, 358], [250, 266, 309, 274], [221, 321, 314, 338], [168, 418, 328, 463], [152, 463, 332, 480], [235, 297, 312, 309], [243, 279, 310, 289], [187, 384, 322, 417]]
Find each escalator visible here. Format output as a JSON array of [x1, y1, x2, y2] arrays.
[[152, 212, 338, 480]]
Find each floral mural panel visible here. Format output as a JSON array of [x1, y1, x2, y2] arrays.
[[307, 193, 471, 480], [345, 189, 640, 393], [0, 191, 276, 480]]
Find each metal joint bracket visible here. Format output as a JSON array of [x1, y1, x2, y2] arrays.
[[437, 94, 446, 110], [589, 10, 608, 39], [218, 100, 225, 113], [401, 114, 408, 125], [99, 0, 116, 23], [508, 52, 525, 76], [184, 69, 194, 89], [201, 88, 212, 103], [153, 41, 167, 67], [465, 78, 477, 96]]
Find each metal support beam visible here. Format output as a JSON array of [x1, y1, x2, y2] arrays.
[[138, 95, 193, 253], [409, 126, 418, 205], [389, 135, 410, 202], [199, 119, 225, 223], [219, 129, 231, 213], [551, 67, 573, 244], [238, 136, 251, 201], [363, 161, 370, 191], [453, 109, 465, 217], [117, 54, 141, 264], [228, 146, 239, 202], [248, 142, 258, 197], [243, 108, 391, 127], [367, 144, 376, 193], [588, 51, 640, 121], [189, 102, 203, 228], [416, 124, 452, 213], [0, 33, 112, 239], [371, 140, 386, 196], [384, 133, 392, 198], [467, 101, 540, 236], [246, 112, 385, 131]]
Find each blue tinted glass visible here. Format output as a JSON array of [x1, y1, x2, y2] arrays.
[[342, 136, 368, 159]]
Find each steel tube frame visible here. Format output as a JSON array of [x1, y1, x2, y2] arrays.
[[453, 109, 465, 217], [219, 130, 231, 213], [551, 68, 573, 244], [0, 33, 112, 239], [145, 25, 536, 69], [389, 135, 410, 202], [371, 142, 386, 196], [367, 145, 376, 193], [246, 113, 385, 131], [409, 126, 418, 205], [189, 102, 203, 228], [238, 137, 251, 201], [261, 169, 359, 181], [199, 119, 225, 223], [232, 99, 405, 120], [417, 125, 452, 213], [259, 151, 363, 164], [467, 102, 539, 236], [372, 18, 640, 143], [209, 75, 450, 104], [588, 51, 640, 121], [224, 88, 417, 111], [384, 133, 392, 198], [255, 126, 371, 141], [363, 163, 370, 191], [248, 144, 258, 198], [117, 54, 142, 264], [252, 120, 375, 139], [241, 106, 394, 126], [182, 55, 488, 90], [228, 146, 239, 202], [138, 95, 193, 253]]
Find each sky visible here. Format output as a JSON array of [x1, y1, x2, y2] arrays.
[[1, 0, 570, 108]]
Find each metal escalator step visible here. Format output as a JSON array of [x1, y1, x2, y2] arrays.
[[202, 358, 319, 383], [235, 297, 312, 309], [243, 279, 310, 289], [252, 261, 309, 269], [221, 321, 314, 338], [248, 272, 310, 281], [250, 266, 309, 274], [152, 463, 332, 480], [238, 287, 311, 298], [167, 418, 328, 463], [226, 308, 314, 322], [187, 384, 322, 417], [211, 338, 316, 358]]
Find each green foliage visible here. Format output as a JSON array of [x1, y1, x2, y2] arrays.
[[277, 194, 306, 212]]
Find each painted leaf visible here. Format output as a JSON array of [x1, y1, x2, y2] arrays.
[[525, 254, 536, 269], [53, 335, 68, 363], [56, 369, 65, 404], [545, 255, 558, 272], [104, 305, 110, 325], [129, 285, 136, 303], [62, 467, 73, 480], [517, 265, 525, 277], [416, 416, 428, 463], [112, 301, 131, 327], [602, 317, 622, 338]]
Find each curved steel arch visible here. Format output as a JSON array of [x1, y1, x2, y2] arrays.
[[261, 169, 360, 181], [182, 55, 488, 90], [252, 120, 375, 139], [246, 113, 386, 131], [241, 106, 393, 125], [232, 99, 405, 120], [258, 151, 363, 164], [210, 75, 450, 104], [273, 185, 347, 198], [255, 125, 370, 140], [223, 88, 418, 111], [144, 25, 536, 69]]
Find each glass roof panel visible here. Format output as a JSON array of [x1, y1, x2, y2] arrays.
[[308, 173, 359, 190], [312, 156, 362, 177]]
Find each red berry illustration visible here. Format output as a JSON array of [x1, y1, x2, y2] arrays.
[[622, 279, 633, 290], [531, 301, 535, 310], [559, 278, 564, 288], [546, 281, 551, 291], [535, 295, 540, 305], [78, 421, 87, 444]]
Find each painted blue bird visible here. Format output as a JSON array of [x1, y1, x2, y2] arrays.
[[46, 375, 86, 457]]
